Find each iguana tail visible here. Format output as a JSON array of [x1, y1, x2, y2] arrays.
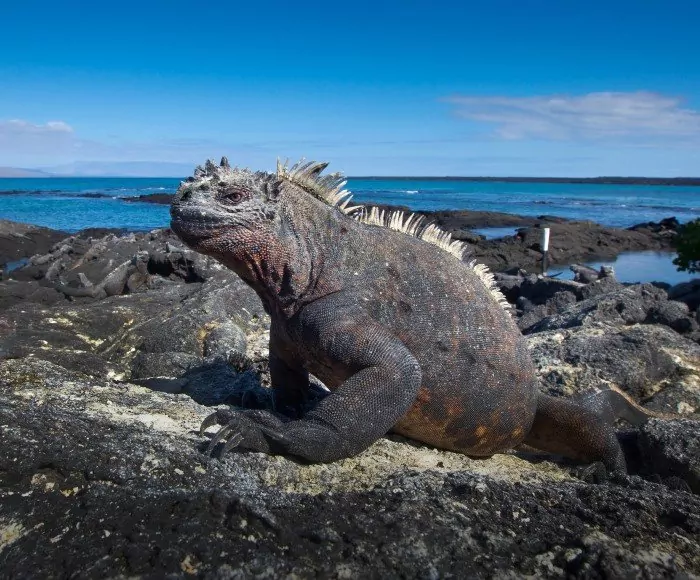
[[523, 385, 660, 472]]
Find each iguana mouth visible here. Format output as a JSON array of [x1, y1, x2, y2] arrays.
[[170, 205, 222, 247], [169, 219, 214, 247]]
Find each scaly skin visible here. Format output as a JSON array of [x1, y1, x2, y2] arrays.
[[170, 157, 650, 471]]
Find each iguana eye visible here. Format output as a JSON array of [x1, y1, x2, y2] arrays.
[[221, 188, 249, 205]]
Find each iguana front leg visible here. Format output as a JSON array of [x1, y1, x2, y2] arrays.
[[268, 350, 311, 418], [200, 301, 422, 462]]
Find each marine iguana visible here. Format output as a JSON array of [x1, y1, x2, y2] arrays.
[[170, 157, 653, 471]]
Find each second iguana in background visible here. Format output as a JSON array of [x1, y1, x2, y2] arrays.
[[170, 157, 652, 471]]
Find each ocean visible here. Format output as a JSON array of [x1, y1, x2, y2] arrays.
[[1, 176, 698, 284]]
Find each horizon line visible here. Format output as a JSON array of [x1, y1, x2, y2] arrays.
[[2, 174, 700, 184]]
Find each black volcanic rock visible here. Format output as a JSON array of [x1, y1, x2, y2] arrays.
[[424, 209, 544, 229]]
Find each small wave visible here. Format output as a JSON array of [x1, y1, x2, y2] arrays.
[[404, 190, 418, 194]]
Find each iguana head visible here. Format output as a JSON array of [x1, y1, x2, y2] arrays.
[[170, 157, 356, 297], [171, 157, 356, 259], [170, 157, 282, 270]]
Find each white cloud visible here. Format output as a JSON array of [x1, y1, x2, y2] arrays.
[[444, 91, 700, 141], [0, 119, 77, 164], [2, 119, 74, 134]]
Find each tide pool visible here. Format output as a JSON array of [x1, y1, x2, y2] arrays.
[[551, 251, 696, 285]]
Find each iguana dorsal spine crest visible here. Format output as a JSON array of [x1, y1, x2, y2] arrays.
[[276, 158, 511, 311]]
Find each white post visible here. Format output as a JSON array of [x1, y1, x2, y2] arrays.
[[542, 227, 550, 275]]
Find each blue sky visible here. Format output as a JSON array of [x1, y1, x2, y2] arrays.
[[1, 0, 699, 176]]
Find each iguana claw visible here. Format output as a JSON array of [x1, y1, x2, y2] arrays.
[[199, 412, 220, 436], [200, 410, 246, 457], [220, 432, 244, 456], [205, 424, 235, 455], [200, 408, 236, 435]]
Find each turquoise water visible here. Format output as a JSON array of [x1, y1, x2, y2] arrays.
[[0, 177, 698, 232], [0, 177, 178, 231], [347, 179, 700, 228]]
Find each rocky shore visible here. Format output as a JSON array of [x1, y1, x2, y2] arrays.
[[0, 207, 681, 278], [1, 219, 699, 578]]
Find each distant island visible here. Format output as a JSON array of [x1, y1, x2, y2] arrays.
[[0, 167, 54, 178]]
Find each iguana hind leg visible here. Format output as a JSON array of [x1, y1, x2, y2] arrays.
[[523, 386, 655, 472], [524, 390, 624, 471]]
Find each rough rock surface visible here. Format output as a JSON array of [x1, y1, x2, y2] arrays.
[[497, 271, 700, 344], [0, 224, 699, 577], [2, 359, 700, 579]]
